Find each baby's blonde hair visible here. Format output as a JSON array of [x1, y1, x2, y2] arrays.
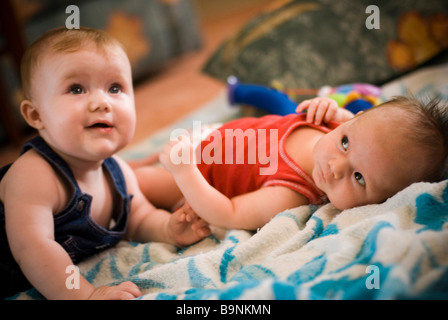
[[21, 26, 127, 100]]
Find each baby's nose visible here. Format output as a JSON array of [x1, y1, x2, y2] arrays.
[[88, 90, 111, 112], [328, 158, 348, 180]]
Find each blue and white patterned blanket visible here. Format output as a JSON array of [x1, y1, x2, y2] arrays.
[[12, 63, 448, 300], [15, 179, 448, 300]]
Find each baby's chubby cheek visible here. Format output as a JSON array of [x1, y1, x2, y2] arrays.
[[325, 189, 358, 210]]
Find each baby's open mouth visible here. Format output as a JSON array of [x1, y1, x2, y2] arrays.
[[87, 121, 114, 133], [89, 123, 112, 128]]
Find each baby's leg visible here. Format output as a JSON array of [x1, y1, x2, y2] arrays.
[[133, 165, 183, 211]]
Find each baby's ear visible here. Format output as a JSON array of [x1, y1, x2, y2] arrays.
[[20, 100, 44, 130]]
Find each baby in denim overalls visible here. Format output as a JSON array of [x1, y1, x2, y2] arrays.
[[0, 27, 210, 300]]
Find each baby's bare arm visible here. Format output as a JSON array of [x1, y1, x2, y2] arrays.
[[224, 186, 310, 230], [158, 137, 236, 227], [159, 136, 309, 230], [296, 97, 355, 124], [3, 156, 95, 299], [189, 174, 308, 230], [115, 156, 210, 246]]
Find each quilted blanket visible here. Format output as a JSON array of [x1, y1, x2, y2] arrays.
[[13, 179, 448, 300]]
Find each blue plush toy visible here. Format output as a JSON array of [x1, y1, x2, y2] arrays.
[[227, 76, 382, 116]]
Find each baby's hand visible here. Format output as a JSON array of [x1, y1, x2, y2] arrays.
[[159, 135, 195, 175], [169, 201, 211, 247], [296, 97, 354, 125], [88, 281, 142, 300]]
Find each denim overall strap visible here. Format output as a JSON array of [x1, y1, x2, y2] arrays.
[[20, 136, 80, 192], [102, 157, 133, 232]]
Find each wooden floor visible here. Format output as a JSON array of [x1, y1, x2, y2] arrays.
[[0, 1, 270, 167]]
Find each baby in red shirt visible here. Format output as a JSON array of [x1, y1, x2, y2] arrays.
[[135, 96, 447, 231]]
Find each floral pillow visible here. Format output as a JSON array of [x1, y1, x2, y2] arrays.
[[202, 0, 448, 90], [20, 0, 202, 80]]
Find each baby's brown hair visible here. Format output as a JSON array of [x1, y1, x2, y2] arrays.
[[21, 26, 127, 100], [365, 95, 448, 183]]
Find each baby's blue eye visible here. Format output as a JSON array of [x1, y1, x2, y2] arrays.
[[354, 172, 366, 186], [341, 135, 349, 150], [69, 85, 84, 94], [109, 84, 121, 94]]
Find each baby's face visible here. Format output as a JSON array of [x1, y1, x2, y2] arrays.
[[28, 43, 135, 162], [312, 107, 426, 210]]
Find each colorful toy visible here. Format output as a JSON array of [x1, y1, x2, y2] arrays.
[[227, 76, 382, 116], [317, 83, 382, 114]]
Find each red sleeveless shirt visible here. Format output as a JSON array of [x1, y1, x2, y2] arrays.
[[195, 113, 339, 205]]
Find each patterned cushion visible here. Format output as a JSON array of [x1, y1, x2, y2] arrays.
[[21, 0, 202, 80], [202, 0, 448, 89]]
